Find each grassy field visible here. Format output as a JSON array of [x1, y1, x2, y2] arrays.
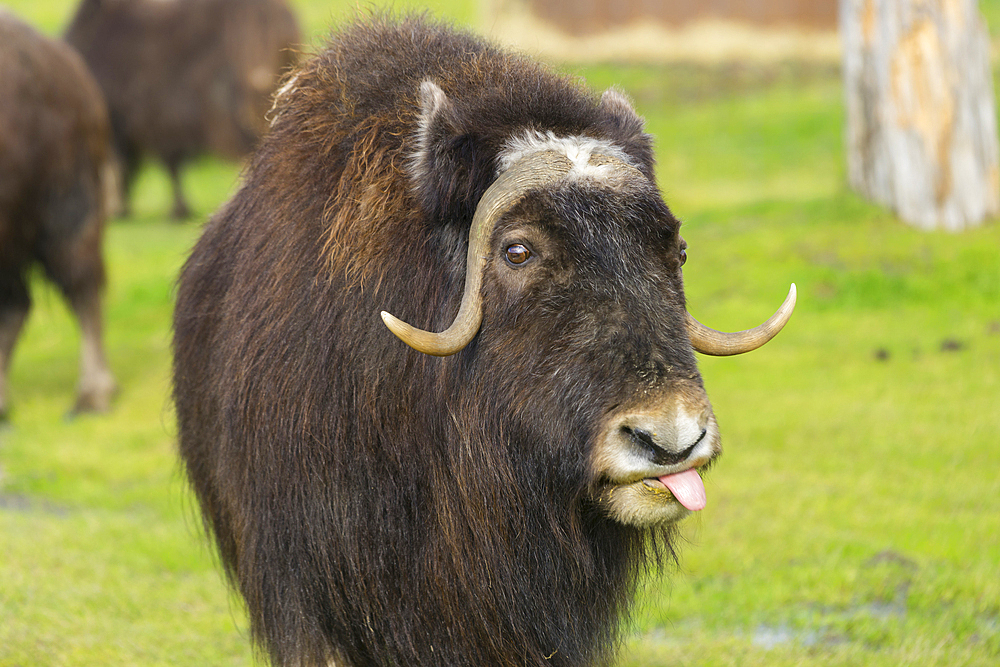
[[1, 1, 999, 666]]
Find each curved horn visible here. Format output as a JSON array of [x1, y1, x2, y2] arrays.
[[381, 151, 574, 356], [686, 283, 796, 356]]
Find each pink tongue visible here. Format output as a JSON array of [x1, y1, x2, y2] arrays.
[[659, 469, 707, 511]]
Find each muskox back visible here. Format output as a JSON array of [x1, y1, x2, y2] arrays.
[[0, 10, 116, 417], [65, 0, 300, 219], [174, 14, 793, 667]]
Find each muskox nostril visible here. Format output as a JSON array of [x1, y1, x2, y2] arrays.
[[622, 424, 698, 466], [623, 426, 656, 452]]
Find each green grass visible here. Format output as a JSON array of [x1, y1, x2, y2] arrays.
[[2, 2, 1000, 666]]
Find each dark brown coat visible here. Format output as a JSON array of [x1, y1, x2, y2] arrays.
[[173, 14, 784, 667], [0, 10, 116, 418], [65, 0, 300, 219]]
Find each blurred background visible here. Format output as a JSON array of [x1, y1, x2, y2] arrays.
[[0, 1, 997, 665]]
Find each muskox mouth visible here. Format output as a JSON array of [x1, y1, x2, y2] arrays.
[[594, 464, 712, 527], [640, 468, 707, 511]]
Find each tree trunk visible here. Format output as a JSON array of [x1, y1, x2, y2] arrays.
[[840, 0, 1000, 230]]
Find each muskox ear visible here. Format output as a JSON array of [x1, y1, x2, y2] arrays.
[[410, 80, 462, 190], [410, 80, 487, 223], [599, 87, 645, 137], [417, 80, 457, 131], [599, 87, 655, 174]]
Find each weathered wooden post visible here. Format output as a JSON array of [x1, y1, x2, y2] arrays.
[[840, 0, 1000, 230]]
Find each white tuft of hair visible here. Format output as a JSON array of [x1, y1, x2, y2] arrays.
[[407, 79, 453, 184], [267, 72, 300, 126]]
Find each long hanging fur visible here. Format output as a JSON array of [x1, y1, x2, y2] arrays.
[[173, 14, 694, 667]]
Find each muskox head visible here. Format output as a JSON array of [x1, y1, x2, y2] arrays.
[[381, 83, 795, 527]]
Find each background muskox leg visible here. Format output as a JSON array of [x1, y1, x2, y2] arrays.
[[0, 274, 30, 421], [38, 212, 116, 414], [66, 284, 115, 414], [115, 140, 142, 219], [165, 160, 191, 221]]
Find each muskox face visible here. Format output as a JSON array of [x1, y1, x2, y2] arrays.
[[480, 170, 721, 524], [477, 169, 718, 526], [383, 83, 794, 528]]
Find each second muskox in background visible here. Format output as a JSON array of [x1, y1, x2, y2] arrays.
[[65, 0, 300, 219], [0, 10, 117, 419]]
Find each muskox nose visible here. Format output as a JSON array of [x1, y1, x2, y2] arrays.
[[593, 392, 719, 481], [622, 423, 706, 466]]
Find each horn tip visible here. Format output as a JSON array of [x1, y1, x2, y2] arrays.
[[381, 310, 408, 339], [381, 310, 405, 328]]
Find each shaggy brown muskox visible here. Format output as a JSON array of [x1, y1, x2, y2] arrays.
[[65, 0, 300, 219], [173, 15, 795, 667], [0, 10, 116, 418]]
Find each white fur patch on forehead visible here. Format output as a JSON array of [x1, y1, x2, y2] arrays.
[[498, 130, 638, 180]]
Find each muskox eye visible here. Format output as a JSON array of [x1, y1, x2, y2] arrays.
[[505, 243, 531, 265], [679, 247, 687, 266]]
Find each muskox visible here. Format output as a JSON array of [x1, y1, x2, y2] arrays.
[[65, 0, 300, 219], [0, 10, 116, 418], [173, 15, 795, 667]]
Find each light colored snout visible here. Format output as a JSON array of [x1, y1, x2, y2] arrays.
[[592, 387, 721, 526], [595, 390, 719, 482], [615, 405, 712, 465]]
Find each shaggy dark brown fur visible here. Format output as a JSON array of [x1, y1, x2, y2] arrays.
[[174, 15, 709, 667], [65, 0, 300, 219], [0, 10, 116, 418]]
